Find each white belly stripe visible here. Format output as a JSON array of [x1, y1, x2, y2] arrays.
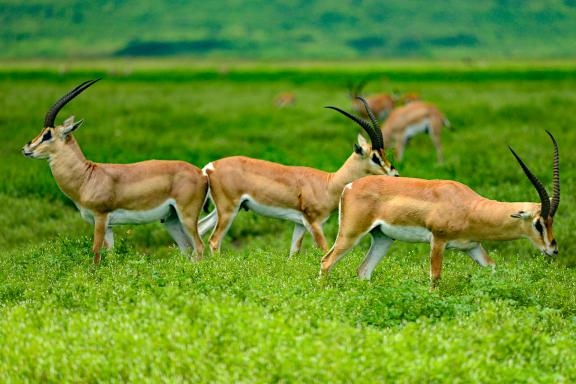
[[373, 220, 475, 250], [241, 194, 304, 224], [404, 118, 431, 140], [76, 199, 175, 225]]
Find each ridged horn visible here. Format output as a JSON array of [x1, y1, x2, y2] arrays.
[[325, 105, 380, 149], [509, 145, 550, 219], [545, 130, 560, 217], [355, 96, 384, 149], [44, 78, 101, 128]]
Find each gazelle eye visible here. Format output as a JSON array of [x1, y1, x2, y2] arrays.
[[534, 220, 544, 234], [42, 130, 52, 142], [371, 154, 381, 165]]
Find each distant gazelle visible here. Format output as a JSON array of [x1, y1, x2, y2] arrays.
[[200, 97, 398, 256], [382, 101, 450, 163], [349, 80, 395, 119], [320, 131, 560, 289], [275, 92, 296, 108], [22, 79, 208, 264]]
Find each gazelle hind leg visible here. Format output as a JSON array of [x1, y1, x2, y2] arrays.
[[288, 223, 306, 259], [175, 199, 205, 260], [163, 207, 193, 252], [467, 244, 496, 272], [208, 203, 240, 254], [198, 209, 218, 237], [357, 228, 394, 280], [104, 227, 114, 249]]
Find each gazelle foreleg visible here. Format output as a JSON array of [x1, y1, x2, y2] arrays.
[[430, 235, 447, 290], [288, 223, 306, 259], [395, 132, 408, 162], [429, 127, 444, 164], [357, 228, 394, 280], [92, 213, 109, 264]]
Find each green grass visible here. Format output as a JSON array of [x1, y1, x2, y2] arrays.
[[1, 61, 576, 382]]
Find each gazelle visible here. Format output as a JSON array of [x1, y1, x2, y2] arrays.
[[349, 81, 395, 119], [275, 92, 296, 108], [320, 131, 560, 289], [382, 101, 450, 163], [22, 79, 208, 264], [199, 97, 398, 256]]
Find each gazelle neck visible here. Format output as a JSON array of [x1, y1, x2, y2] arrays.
[[327, 154, 366, 195], [470, 198, 538, 240], [48, 135, 95, 202]]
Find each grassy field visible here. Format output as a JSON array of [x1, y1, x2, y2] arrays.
[[1, 61, 576, 382], [2, 1, 576, 59]]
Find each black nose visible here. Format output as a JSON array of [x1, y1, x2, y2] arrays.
[[27, 141, 31, 145], [553, 249, 559, 255]]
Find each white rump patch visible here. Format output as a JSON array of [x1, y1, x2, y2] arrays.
[[202, 162, 215, 176]]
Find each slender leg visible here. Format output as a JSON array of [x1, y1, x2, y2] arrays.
[[396, 133, 408, 162], [163, 209, 193, 252], [308, 221, 329, 252], [198, 209, 218, 237], [357, 229, 394, 280], [104, 227, 114, 249], [208, 204, 239, 254], [288, 223, 306, 259], [429, 236, 447, 290], [467, 244, 496, 272], [430, 130, 444, 164], [180, 216, 204, 260], [320, 232, 364, 276], [92, 213, 108, 264]]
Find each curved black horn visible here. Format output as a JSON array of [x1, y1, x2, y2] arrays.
[[545, 130, 560, 217], [325, 106, 380, 149], [509, 145, 550, 219], [356, 96, 384, 149], [44, 78, 101, 128]]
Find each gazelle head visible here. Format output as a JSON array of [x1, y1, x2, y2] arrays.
[[509, 131, 560, 256], [22, 79, 100, 160], [326, 97, 398, 177]]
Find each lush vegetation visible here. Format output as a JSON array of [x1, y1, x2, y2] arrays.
[[1, 61, 576, 382], [1, 0, 576, 59]]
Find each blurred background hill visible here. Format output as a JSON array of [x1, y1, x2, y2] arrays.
[[1, 0, 576, 60]]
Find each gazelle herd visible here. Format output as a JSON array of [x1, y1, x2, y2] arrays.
[[23, 79, 561, 289]]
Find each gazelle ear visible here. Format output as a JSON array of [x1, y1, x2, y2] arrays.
[[357, 133, 368, 147], [511, 210, 533, 219], [61, 117, 83, 136]]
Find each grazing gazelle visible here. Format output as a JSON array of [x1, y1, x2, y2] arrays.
[[320, 131, 560, 289], [275, 92, 296, 108], [22, 79, 208, 264], [349, 80, 395, 119], [382, 101, 450, 163], [200, 97, 398, 256]]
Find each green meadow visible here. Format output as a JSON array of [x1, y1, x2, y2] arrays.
[[1, 61, 576, 382]]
